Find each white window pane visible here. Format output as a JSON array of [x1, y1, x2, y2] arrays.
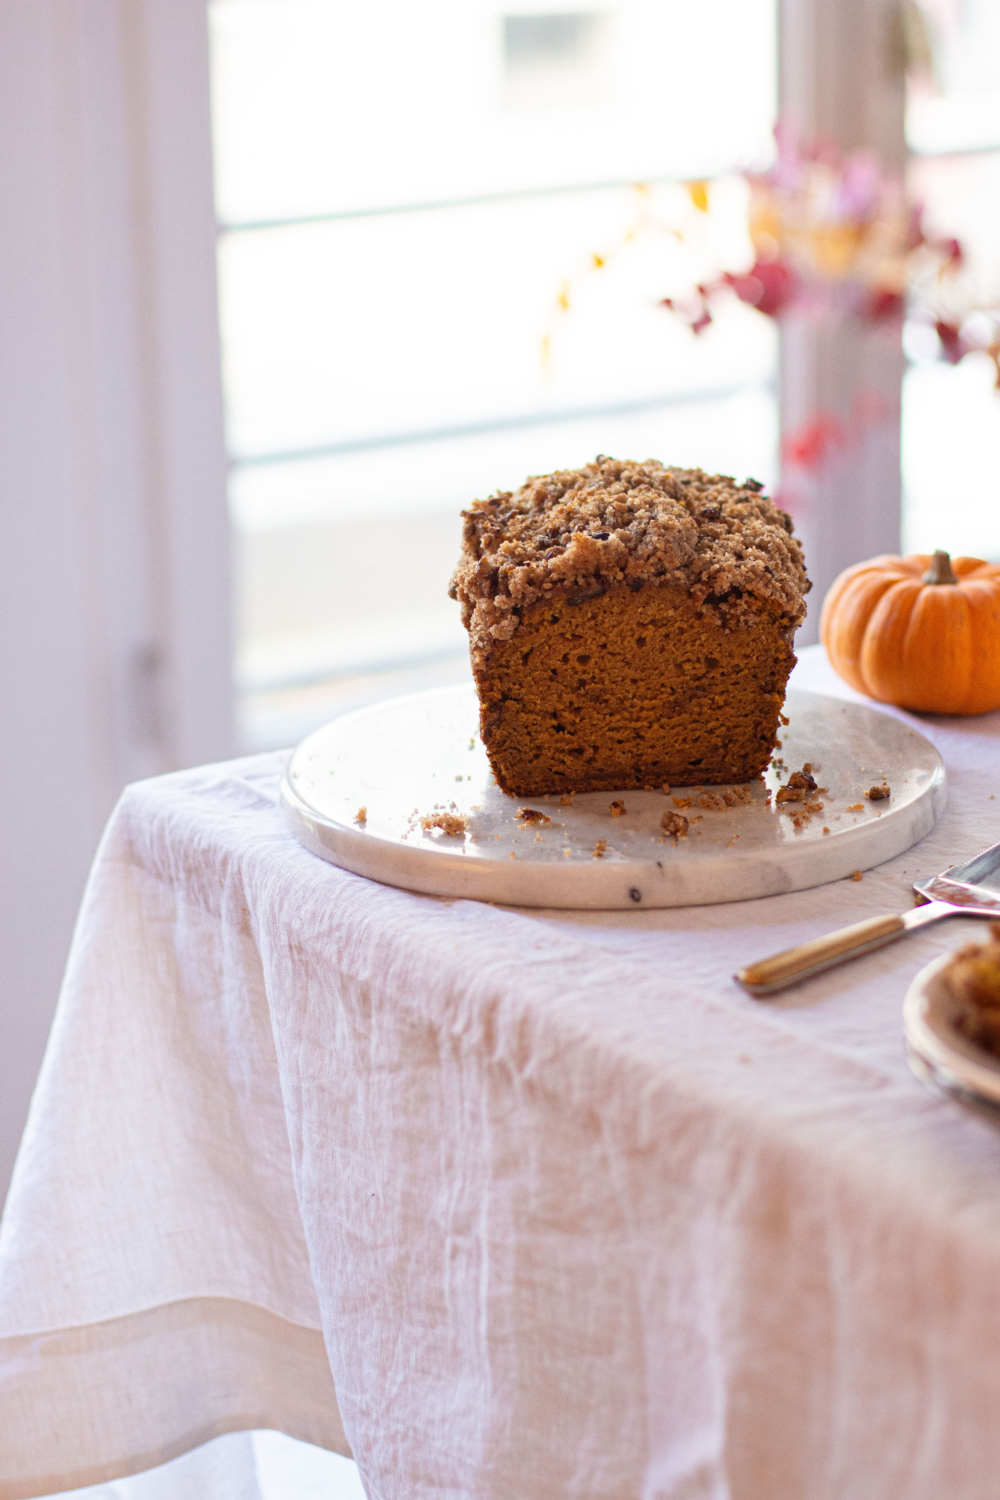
[[210, 0, 779, 708], [902, 148, 1000, 562], [217, 181, 772, 460], [209, 0, 776, 225], [907, 0, 1000, 155], [234, 385, 777, 693], [902, 359, 1000, 560]]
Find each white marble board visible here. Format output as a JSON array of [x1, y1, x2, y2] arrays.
[[281, 685, 946, 910]]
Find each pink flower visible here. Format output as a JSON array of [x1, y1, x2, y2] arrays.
[[724, 260, 796, 319]]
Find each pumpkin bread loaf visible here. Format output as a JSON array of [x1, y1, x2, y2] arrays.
[[449, 456, 810, 796]]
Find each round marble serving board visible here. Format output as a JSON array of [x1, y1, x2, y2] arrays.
[[281, 685, 946, 910]]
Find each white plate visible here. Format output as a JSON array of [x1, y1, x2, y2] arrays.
[[281, 685, 946, 909], [904, 951, 1000, 1108]]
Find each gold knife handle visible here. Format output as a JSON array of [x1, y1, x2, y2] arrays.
[[735, 913, 907, 997]]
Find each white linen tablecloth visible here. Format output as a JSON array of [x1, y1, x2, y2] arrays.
[[4, 645, 1000, 1500]]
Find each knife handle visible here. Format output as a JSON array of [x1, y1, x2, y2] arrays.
[[735, 912, 907, 997]]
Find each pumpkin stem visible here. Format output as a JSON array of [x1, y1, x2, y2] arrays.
[[923, 549, 959, 586]]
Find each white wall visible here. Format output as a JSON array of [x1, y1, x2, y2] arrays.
[[0, 0, 231, 1205]]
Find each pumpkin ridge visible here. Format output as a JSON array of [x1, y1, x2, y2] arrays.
[[901, 583, 972, 713], [821, 572, 904, 692], [954, 555, 997, 579], [859, 578, 922, 703], [962, 581, 1000, 713]]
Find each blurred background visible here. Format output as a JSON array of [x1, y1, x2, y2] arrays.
[[2, 0, 1000, 1216]]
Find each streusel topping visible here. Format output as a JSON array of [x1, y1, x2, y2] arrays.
[[449, 456, 809, 662]]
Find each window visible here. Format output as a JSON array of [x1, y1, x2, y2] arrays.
[[208, 0, 778, 748], [903, 0, 1000, 558]]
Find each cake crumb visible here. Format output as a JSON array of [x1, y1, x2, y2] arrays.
[[610, 800, 626, 817], [847, 803, 864, 813], [421, 810, 469, 836], [563, 848, 572, 857], [867, 782, 891, 801], [661, 810, 689, 839], [560, 791, 575, 805], [851, 869, 863, 881], [779, 714, 789, 726], [516, 807, 551, 825], [775, 767, 818, 805], [804, 798, 824, 813], [672, 796, 693, 809], [354, 807, 367, 824], [822, 826, 830, 834], [661, 783, 671, 795], [700, 785, 752, 810], [593, 839, 607, 858]]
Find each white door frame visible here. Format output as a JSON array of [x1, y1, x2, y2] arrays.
[[0, 0, 230, 1203]]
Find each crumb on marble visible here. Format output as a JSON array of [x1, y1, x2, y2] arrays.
[[660, 810, 689, 840], [420, 809, 469, 837], [700, 785, 752, 810]]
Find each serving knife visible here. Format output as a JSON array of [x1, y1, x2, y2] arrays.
[[736, 839, 1000, 997]]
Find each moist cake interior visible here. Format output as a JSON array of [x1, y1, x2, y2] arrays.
[[479, 587, 795, 795]]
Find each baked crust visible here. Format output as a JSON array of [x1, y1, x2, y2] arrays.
[[449, 456, 810, 672]]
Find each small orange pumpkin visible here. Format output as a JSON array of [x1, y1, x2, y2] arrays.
[[820, 549, 1000, 715]]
